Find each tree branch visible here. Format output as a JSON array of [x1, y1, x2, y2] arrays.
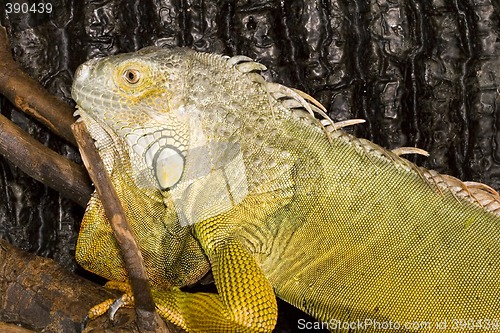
[[0, 113, 92, 207], [0, 239, 118, 332], [0, 322, 36, 333]]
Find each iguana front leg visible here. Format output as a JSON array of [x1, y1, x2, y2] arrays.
[[93, 237, 278, 332], [154, 237, 277, 332]]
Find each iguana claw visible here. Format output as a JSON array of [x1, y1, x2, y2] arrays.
[[80, 314, 89, 332], [109, 293, 135, 321], [109, 297, 124, 321]]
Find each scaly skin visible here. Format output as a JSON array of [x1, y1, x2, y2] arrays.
[[72, 47, 500, 332]]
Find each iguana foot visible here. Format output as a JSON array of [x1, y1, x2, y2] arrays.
[[86, 281, 135, 320]]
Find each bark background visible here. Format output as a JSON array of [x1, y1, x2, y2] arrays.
[[1, 0, 500, 331]]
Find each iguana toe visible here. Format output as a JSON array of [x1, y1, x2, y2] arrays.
[[109, 292, 135, 321], [87, 298, 115, 320], [85, 281, 135, 322]]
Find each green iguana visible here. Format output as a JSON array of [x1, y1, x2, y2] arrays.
[[71, 46, 500, 332]]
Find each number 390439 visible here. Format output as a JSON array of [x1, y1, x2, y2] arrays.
[[5, 3, 52, 14]]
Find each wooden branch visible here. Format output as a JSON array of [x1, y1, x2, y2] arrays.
[[0, 113, 92, 207], [0, 239, 118, 332], [0, 25, 76, 145], [72, 122, 170, 333]]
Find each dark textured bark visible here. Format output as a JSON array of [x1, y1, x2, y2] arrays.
[[0, 239, 186, 333], [0, 26, 76, 145], [0, 239, 115, 332]]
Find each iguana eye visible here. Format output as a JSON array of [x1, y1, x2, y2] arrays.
[[123, 69, 141, 84]]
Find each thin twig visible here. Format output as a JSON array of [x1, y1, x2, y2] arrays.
[[72, 121, 168, 333]]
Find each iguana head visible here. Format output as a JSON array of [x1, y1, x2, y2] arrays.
[[72, 47, 194, 190], [72, 46, 189, 126]]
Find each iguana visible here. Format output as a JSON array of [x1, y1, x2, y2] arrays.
[[71, 46, 500, 332]]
